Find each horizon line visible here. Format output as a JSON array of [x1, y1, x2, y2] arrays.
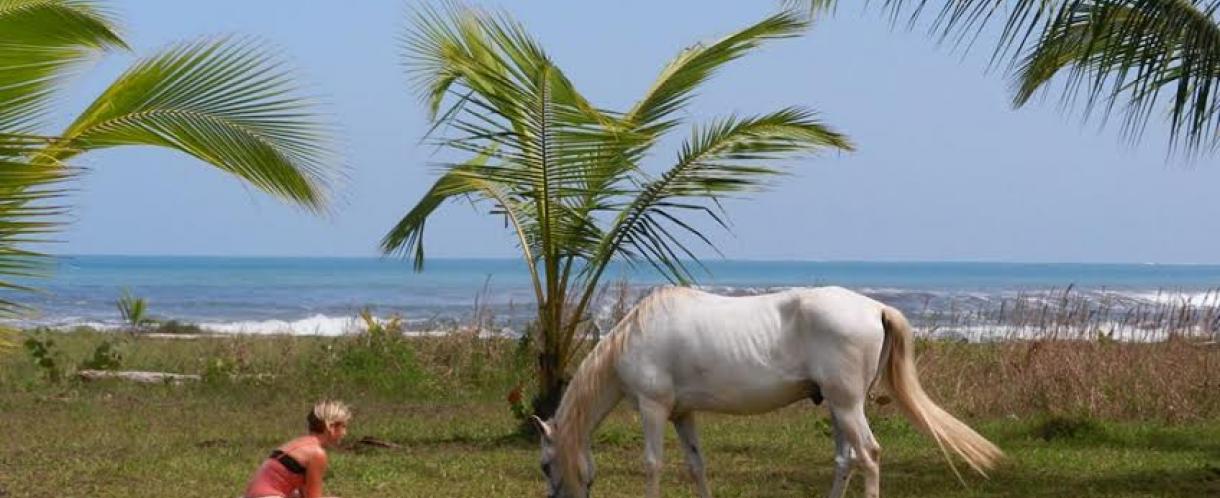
[[53, 253, 1220, 267]]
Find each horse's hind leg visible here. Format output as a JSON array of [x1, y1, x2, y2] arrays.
[[826, 411, 855, 498], [821, 379, 882, 498], [829, 403, 882, 498], [673, 412, 712, 498]]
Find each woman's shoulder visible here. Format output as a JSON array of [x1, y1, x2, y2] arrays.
[[280, 436, 325, 458], [282, 434, 324, 447]]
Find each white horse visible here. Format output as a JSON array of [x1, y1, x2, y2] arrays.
[[531, 286, 1002, 498]]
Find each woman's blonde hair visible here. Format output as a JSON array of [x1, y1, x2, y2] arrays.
[[307, 400, 351, 433]]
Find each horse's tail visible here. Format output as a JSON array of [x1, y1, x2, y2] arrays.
[[879, 306, 1003, 477]]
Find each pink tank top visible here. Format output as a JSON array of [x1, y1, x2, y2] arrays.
[[243, 443, 312, 498]]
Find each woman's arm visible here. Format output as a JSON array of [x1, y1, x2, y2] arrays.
[[303, 450, 329, 498]]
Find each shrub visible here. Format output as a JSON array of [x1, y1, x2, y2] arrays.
[[1034, 415, 1104, 441], [153, 320, 206, 335], [79, 340, 123, 371], [202, 356, 239, 384], [23, 333, 64, 383], [322, 309, 432, 395], [199, 337, 255, 385]]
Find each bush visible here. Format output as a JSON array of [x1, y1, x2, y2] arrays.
[[1034, 415, 1104, 441], [23, 333, 64, 383], [199, 337, 255, 385], [202, 356, 240, 384], [152, 320, 205, 335], [320, 310, 432, 395], [79, 340, 123, 371]]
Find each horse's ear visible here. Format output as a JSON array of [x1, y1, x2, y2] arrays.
[[530, 415, 553, 439]]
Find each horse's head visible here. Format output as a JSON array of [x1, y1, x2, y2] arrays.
[[532, 416, 594, 498]]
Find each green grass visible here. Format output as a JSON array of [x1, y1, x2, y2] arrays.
[[4, 389, 1218, 497], [2, 332, 1217, 497]]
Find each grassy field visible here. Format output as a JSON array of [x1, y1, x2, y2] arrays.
[[2, 331, 1217, 497]]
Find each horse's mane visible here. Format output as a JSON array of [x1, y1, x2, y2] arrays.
[[552, 286, 693, 490]]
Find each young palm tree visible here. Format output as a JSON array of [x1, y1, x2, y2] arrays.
[[116, 288, 150, 333], [0, 1, 337, 320], [805, 0, 1220, 153], [384, 6, 852, 417]]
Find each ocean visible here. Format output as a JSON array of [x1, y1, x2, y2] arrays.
[[12, 256, 1220, 338]]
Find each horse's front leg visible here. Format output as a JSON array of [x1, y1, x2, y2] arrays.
[[673, 412, 712, 498], [639, 397, 670, 498]]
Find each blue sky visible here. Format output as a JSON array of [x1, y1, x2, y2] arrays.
[[55, 1, 1220, 263]]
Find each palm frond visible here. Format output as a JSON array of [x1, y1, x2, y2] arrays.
[[380, 150, 550, 306], [579, 106, 853, 306], [403, 3, 607, 127], [1012, 1, 1220, 151], [381, 149, 497, 267], [624, 10, 810, 137], [558, 10, 817, 281], [613, 107, 852, 283], [53, 37, 338, 211], [0, 133, 74, 317], [0, 0, 126, 131], [787, 0, 838, 14], [810, 0, 1220, 151], [400, 4, 626, 267]]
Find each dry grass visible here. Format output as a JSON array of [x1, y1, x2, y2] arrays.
[[915, 286, 1220, 342], [895, 287, 1220, 422], [912, 339, 1218, 422]]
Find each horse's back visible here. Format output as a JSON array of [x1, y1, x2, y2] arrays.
[[791, 286, 889, 341], [615, 286, 887, 414], [640, 286, 886, 337], [623, 285, 885, 344]]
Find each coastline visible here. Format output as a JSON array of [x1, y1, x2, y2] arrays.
[[12, 256, 1219, 340], [15, 286, 1219, 343]]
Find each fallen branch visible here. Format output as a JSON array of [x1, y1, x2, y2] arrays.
[[356, 436, 400, 449], [77, 370, 201, 384]]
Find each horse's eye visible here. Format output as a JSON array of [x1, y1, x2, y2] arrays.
[[541, 464, 550, 476]]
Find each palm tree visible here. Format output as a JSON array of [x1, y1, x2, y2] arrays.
[[384, 6, 852, 417], [116, 288, 150, 333], [0, 1, 337, 324], [805, 0, 1220, 153]]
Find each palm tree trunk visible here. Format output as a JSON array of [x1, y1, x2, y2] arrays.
[[533, 348, 567, 419], [532, 301, 569, 419]]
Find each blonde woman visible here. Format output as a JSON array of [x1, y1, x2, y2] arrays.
[[244, 401, 351, 498]]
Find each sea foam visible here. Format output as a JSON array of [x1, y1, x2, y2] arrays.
[[198, 314, 363, 336]]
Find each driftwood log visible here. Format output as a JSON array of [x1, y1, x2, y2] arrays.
[[76, 370, 276, 383], [77, 369, 201, 384]]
